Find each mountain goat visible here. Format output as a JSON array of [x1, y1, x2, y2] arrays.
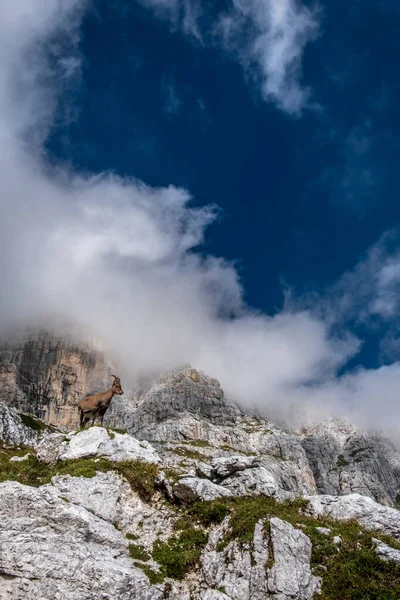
[[78, 375, 123, 428]]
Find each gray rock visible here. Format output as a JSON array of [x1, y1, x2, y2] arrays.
[[0, 328, 112, 430], [301, 419, 400, 506], [173, 477, 233, 503], [9, 453, 31, 462], [202, 516, 320, 600], [315, 527, 331, 536], [306, 493, 400, 540], [131, 367, 240, 440], [0, 403, 41, 447], [58, 427, 161, 464], [199, 591, 232, 600], [49, 472, 175, 549], [35, 432, 66, 464], [267, 518, 321, 599], [333, 536, 341, 545], [373, 538, 400, 564], [0, 481, 164, 600], [220, 467, 291, 501], [211, 455, 261, 479]]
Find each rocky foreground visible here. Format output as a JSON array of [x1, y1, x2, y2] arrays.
[[1, 367, 400, 599]]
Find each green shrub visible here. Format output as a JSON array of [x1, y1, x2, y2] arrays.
[[0, 447, 158, 502]]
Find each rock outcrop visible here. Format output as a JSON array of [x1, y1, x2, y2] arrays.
[[0, 329, 111, 429], [1, 401, 400, 599], [1, 329, 400, 598], [301, 419, 400, 506], [0, 481, 164, 600]]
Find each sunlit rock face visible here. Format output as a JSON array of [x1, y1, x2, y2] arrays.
[[0, 328, 112, 429], [1, 402, 400, 598]]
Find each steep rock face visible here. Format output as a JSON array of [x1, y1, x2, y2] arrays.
[[0, 330, 112, 429], [128, 367, 240, 440], [301, 420, 400, 506]]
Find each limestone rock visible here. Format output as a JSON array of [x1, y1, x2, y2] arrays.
[[57, 426, 161, 464], [315, 527, 331, 536], [220, 467, 291, 501], [0, 403, 41, 447], [130, 367, 240, 441], [9, 453, 31, 462], [35, 432, 66, 464], [173, 477, 233, 503], [211, 455, 261, 479], [301, 419, 400, 506], [199, 591, 232, 600], [0, 481, 164, 600], [49, 471, 175, 548], [202, 516, 319, 600], [373, 538, 400, 564], [267, 518, 321, 599], [0, 328, 112, 429], [306, 493, 400, 540]]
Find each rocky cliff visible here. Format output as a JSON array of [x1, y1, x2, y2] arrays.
[[0, 329, 113, 428], [1, 403, 400, 599], [1, 330, 400, 598]]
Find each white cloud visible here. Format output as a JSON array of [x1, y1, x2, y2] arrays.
[[137, 0, 319, 114], [215, 0, 319, 114], [1, 1, 400, 440]]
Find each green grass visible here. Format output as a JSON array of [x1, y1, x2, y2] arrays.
[[19, 413, 57, 433], [152, 528, 208, 580], [115, 460, 159, 502], [188, 500, 231, 527], [183, 495, 400, 599], [0, 446, 159, 501], [108, 427, 128, 435], [128, 543, 150, 561], [172, 446, 206, 460], [180, 440, 210, 448]]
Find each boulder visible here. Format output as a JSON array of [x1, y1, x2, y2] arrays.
[[173, 477, 233, 503], [36, 426, 161, 464], [0, 481, 164, 600], [306, 493, 400, 540]]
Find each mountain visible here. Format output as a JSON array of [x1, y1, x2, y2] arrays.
[[1, 329, 400, 598]]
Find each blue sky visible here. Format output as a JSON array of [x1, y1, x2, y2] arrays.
[[45, 0, 400, 371], [2, 0, 400, 433]]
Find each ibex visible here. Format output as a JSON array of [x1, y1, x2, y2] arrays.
[[78, 375, 123, 428]]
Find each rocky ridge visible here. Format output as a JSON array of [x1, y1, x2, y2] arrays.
[[1, 365, 400, 598], [1, 331, 400, 598]]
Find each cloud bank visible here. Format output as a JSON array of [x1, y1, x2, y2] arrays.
[[1, 1, 400, 439]]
